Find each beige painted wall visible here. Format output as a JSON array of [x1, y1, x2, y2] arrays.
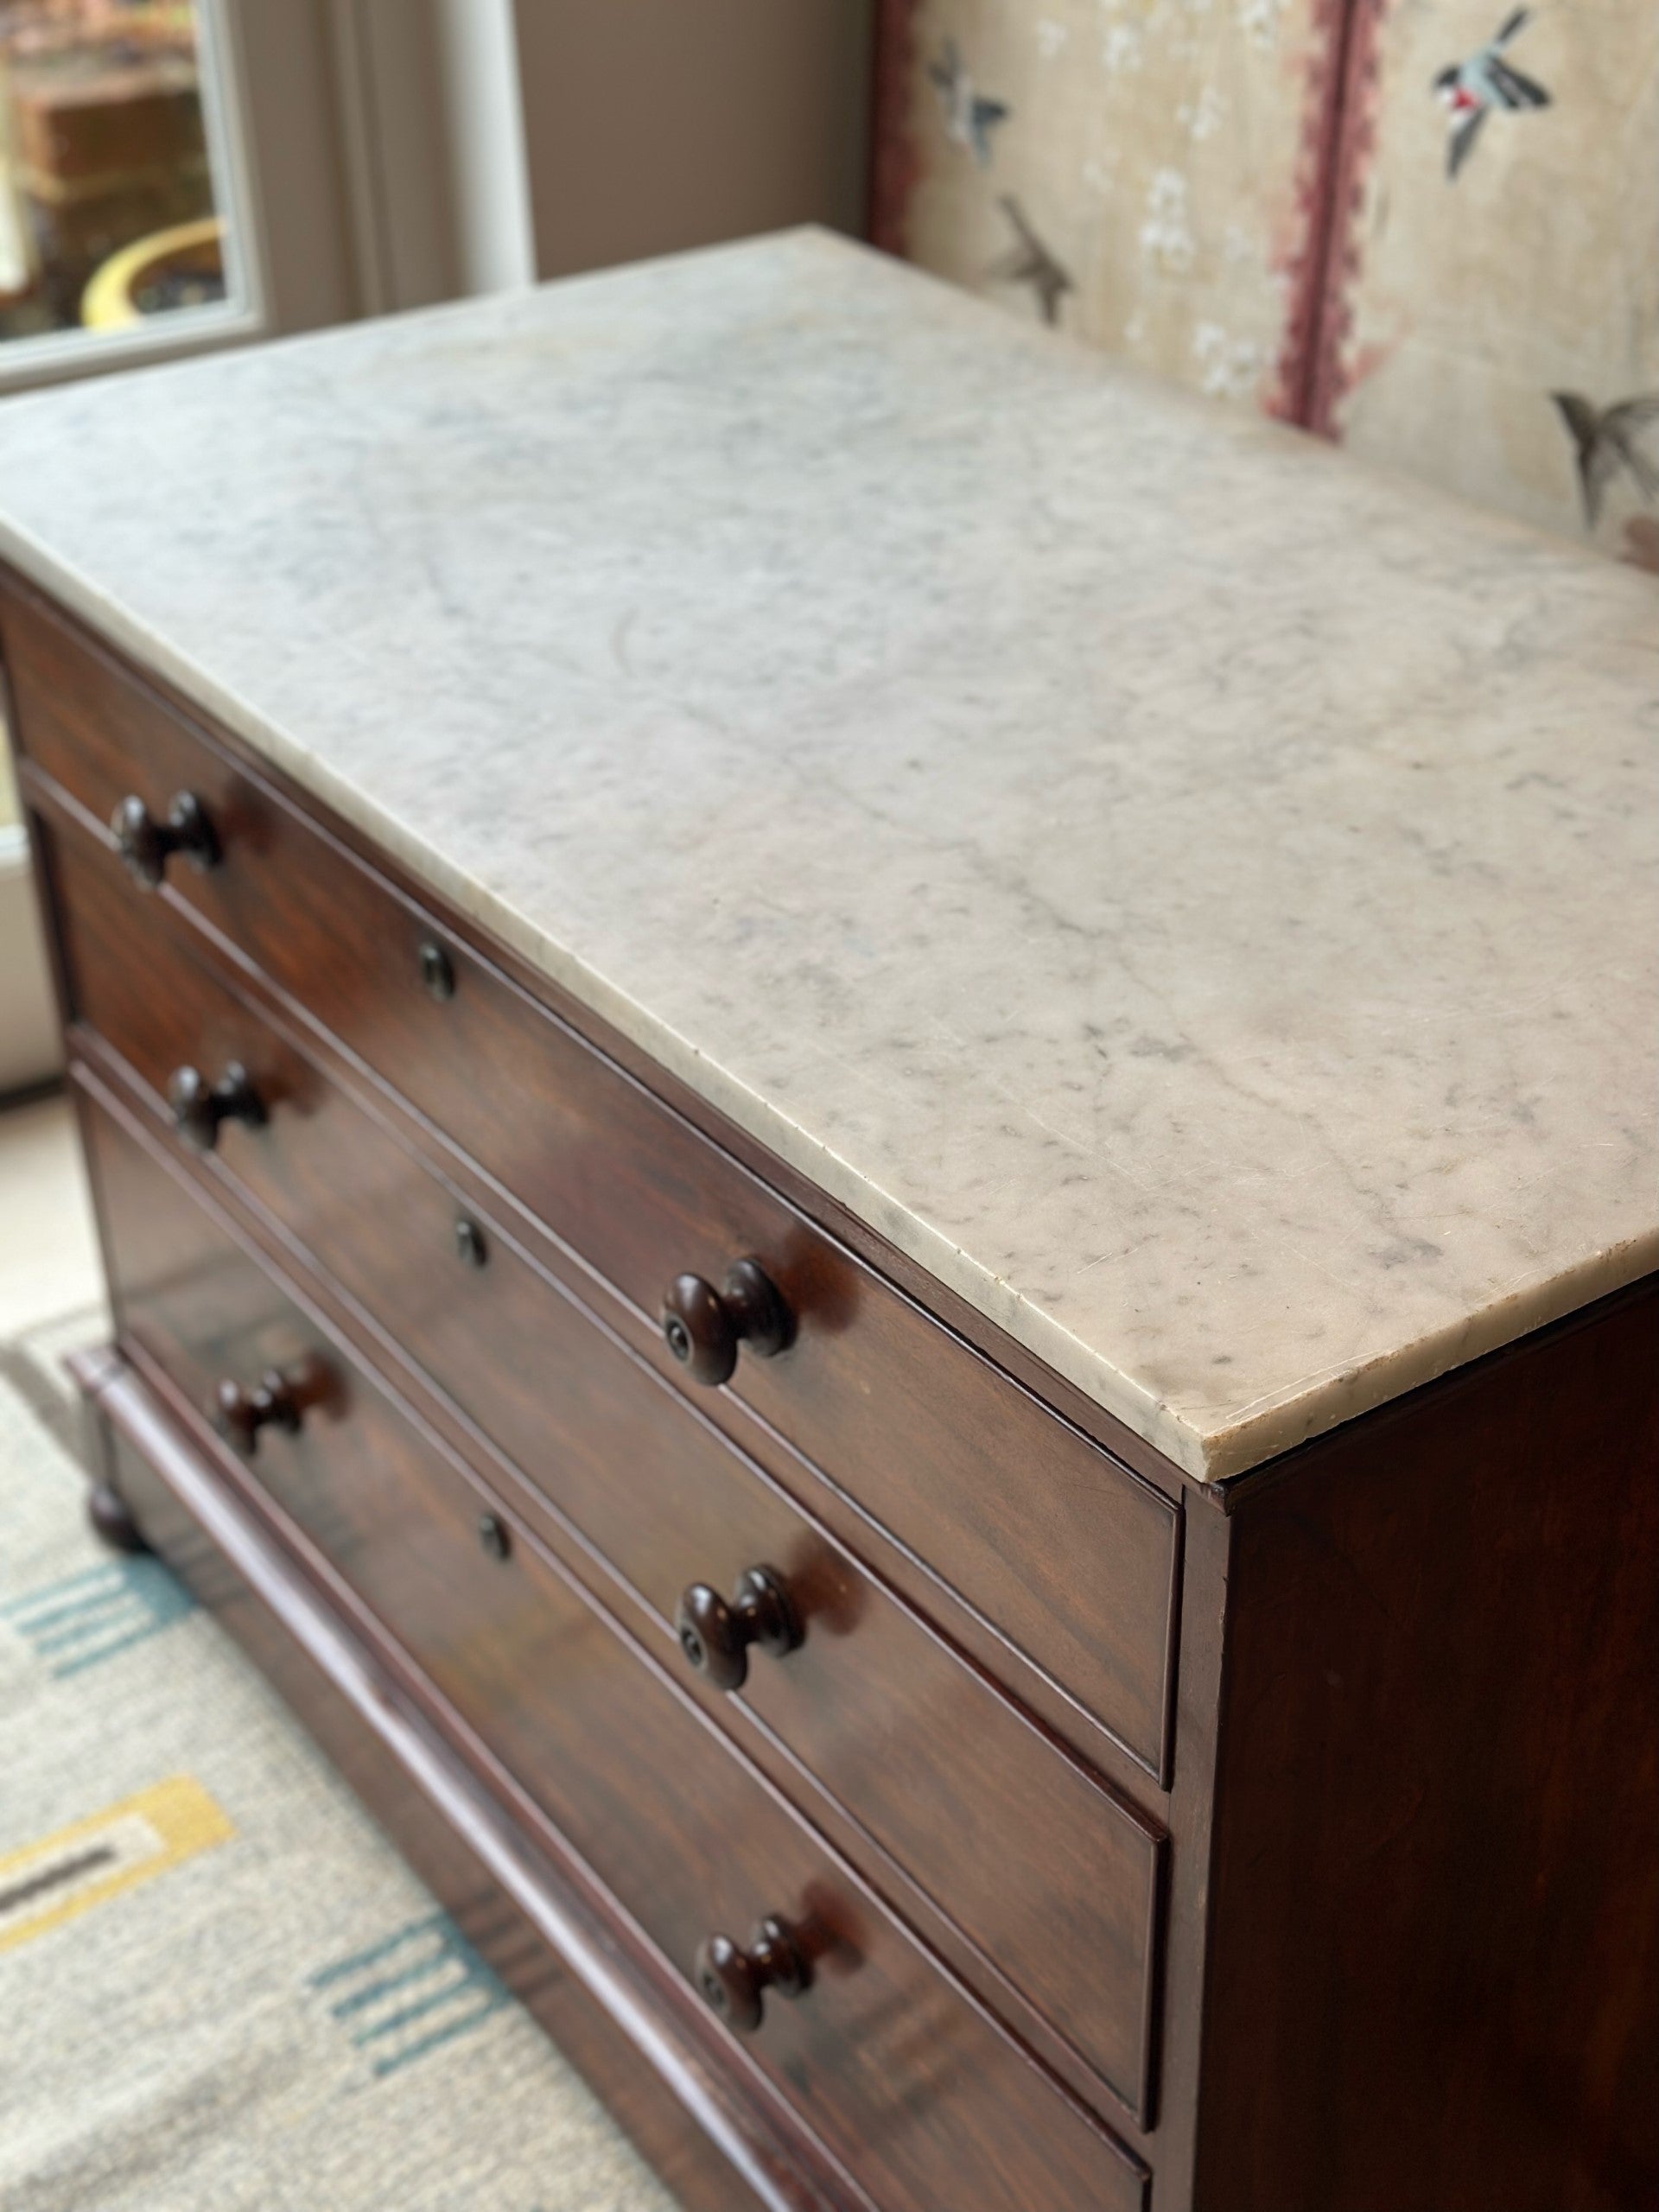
[[0, 830, 59, 1092], [512, 0, 874, 279]]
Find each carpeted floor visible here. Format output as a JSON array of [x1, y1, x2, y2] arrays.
[[0, 1269, 678, 2212]]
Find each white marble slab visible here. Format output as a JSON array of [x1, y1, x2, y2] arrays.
[[0, 230, 1653, 1479]]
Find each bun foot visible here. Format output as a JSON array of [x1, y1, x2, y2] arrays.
[[87, 1479, 148, 1554]]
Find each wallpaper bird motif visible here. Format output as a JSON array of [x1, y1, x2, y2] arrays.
[[1553, 391, 1659, 527], [872, 0, 1659, 566], [1433, 10, 1551, 180], [877, 0, 1326, 420]]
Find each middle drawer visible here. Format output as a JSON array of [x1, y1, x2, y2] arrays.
[[51, 810, 1165, 2126]]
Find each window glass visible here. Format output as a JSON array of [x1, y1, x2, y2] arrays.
[[0, 0, 242, 350]]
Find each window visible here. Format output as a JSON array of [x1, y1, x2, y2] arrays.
[[0, 0, 258, 382]]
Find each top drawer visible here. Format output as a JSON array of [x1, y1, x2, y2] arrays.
[[5, 579, 1180, 1777]]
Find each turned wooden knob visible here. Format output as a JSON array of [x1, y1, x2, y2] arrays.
[[693, 1916, 809, 2035], [167, 1062, 265, 1154], [661, 1260, 791, 1387], [212, 1369, 301, 1454], [677, 1567, 802, 1693], [111, 791, 219, 889]]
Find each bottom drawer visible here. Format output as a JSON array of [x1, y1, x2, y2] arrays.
[[79, 1073, 1147, 2212]]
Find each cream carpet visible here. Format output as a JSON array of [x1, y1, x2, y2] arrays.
[[0, 1295, 677, 2212]]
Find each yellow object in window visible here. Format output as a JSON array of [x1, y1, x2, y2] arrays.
[[81, 213, 222, 330]]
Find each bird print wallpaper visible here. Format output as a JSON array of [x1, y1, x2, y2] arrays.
[[1328, 0, 1659, 561], [871, 0, 1659, 567], [877, 0, 1329, 416]]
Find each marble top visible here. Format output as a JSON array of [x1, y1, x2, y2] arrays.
[[0, 230, 1654, 1481]]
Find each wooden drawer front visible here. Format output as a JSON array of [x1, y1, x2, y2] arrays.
[[53, 820, 1165, 2123], [12, 586, 1179, 1780], [79, 1087, 1148, 2212]]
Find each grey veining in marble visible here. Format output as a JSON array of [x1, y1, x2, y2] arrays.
[[0, 230, 1654, 1479]]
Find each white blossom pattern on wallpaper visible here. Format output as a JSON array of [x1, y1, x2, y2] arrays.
[[871, 0, 1659, 565]]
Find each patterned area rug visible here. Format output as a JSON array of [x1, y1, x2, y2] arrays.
[[0, 1303, 677, 2212]]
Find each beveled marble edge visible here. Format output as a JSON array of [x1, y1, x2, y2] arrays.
[[4, 507, 1653, 1484]]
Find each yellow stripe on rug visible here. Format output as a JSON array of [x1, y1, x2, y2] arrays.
[[0, 1774, 233, 1953]]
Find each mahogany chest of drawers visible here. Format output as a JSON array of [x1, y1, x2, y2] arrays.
[[2, 233, 1655, 2212], [7, 568, 1656, 2212]]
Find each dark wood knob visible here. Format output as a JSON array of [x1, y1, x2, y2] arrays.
[[167, 1062, 265, 1154], [661, 1260, 791, 1386], [677, 1567, 802, 1693], [111, 791, 219, 889], [694, 1916, 809, 2035], [212, 1370, 301, 1454]]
